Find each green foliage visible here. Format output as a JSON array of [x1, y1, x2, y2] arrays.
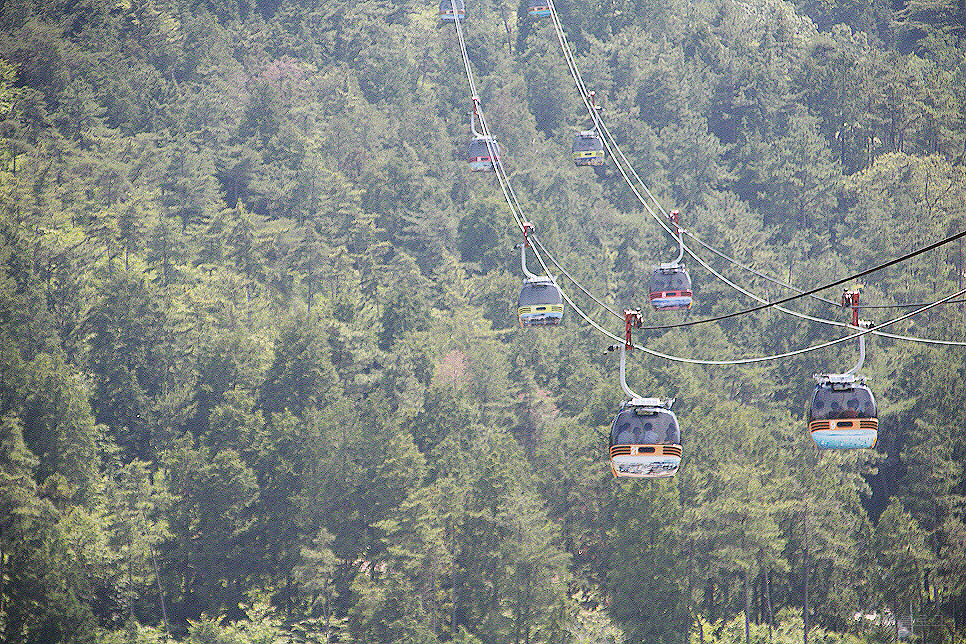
[[872, 500, 933, 614], [258, 314, 338, 417], [1, 0, 966, 640], [0, 414, 102, 643], [162, 443, 260, 621], [85, 270, 168, 462], [379, 283, 431, 351], [611, 478, 688, 644]]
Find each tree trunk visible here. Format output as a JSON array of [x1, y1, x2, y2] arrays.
[[766, 567, 774, 643], [150, 543, 171, 641], [804, 502, 809, 644], [745, 567, 751, 644], [0, 528, 5, 621]]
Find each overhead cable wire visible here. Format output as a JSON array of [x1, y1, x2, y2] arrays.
[[635, 185, 966, 345], [861, 328, 966, 346], [854, 301, 966, 308], [628, 287, 966, 365], [449, 3, 514, 221], [544, 0, 676, 237], [448, 3, 567, 296], [557, 256, 966, 365], [449, 3, 479, 102], [531, 234, 623, 319], [685, 232, 840, 307], [657, 231, 966, 349], [450, 1, 536, 247], [683, 201, 966, 313], [622, 171, 966, 345], [540, 2, 966, 347], [686, 228, 966, 320], [637, 228, 966, 330], [462, 6, 966, 353], [449, 3, 518, 227]]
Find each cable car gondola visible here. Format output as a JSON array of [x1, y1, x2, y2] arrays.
[[648, 210, 693, 311], [607, 312, 682, 478], [808, 374, 878, 449], [519, 276, 564, 327], [527, 0, 552, 17], [807, 288, 878, 449], [468, 98, 500, 171], [439, 0, 465, 21], [648, 264, 693, 310], [516, 223, 564, 327], [572, 130, 605, 166], [609, 399, 682, 478], [468, 135, 500, 171]]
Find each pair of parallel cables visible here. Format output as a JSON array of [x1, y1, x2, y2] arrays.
[[444, 0, 966, 366]]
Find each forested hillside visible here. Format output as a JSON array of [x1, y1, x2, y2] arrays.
[[1, 0, 965, 640]]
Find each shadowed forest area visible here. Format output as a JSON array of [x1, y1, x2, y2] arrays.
[[1, 0, 966, 641]]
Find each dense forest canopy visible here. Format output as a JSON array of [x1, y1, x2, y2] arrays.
[[1, 0, 965, 640]]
